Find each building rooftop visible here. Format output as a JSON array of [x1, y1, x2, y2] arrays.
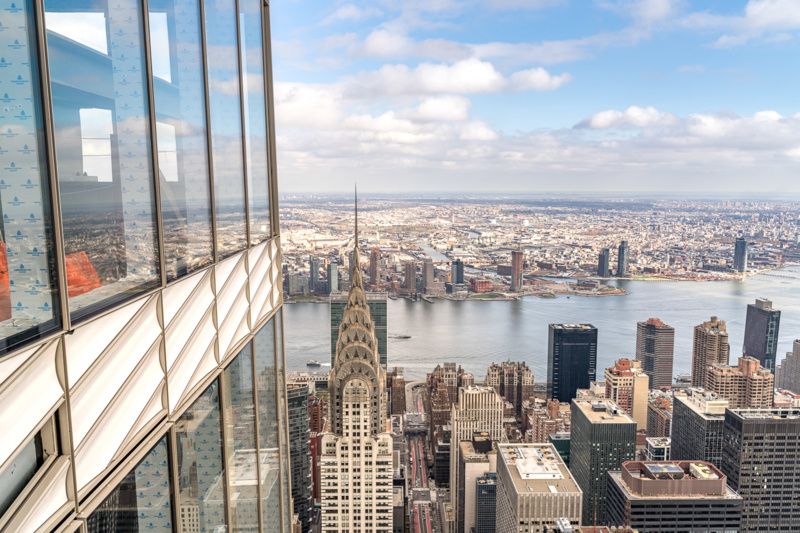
[[551, 323, 596, 331], [498, 444, 580, 495], [573, 400, 636, 424], [610, 461, 741, 500], [645, 437, 670, 448], [728, 407, 800, 420], [674, 388, 728, 418]]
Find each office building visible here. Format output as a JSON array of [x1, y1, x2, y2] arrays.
[[475, 472, 498, 533], [604, 359, 649, 430], [691, 316, 730, 387], [617, 241, 629, 277], [670, 389, 728, 465], [422, 257, 435, 292], [777, 339, 800, 393], [369, 247, 381, 288], [705, 356, 774, 408], [743, 298, 781, 372], [450, 386, 504, 524], [597, 248, 611, 277], [321, 216, 393, 532], [548, 324, 598, 403], [644, 437, 671, 461], [511, 250, 524, 292], [733, 236, 748, 272], [487, 361, 536, 417], [495, 444, 583, 533], [570, 400, 636, 526], [327, 262, 339, 294], [457, 433, 497, 533], [311, 257, 322, 293], [0, 0, 290, 529], [330, 291, 388, 369], [404, 261, 417, 292], [288, 383, 314, 533], [606, 461, 742, 532], [646, 394, 672, 438], [452, 259, 465, 285], [721, 408, 800, 532], [525, 399, 571, 443], [635, 318, 675, 389], [387, 367, 406, 416]]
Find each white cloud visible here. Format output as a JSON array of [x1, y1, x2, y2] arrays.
[[682, 0, 800, 47], [510, 67, 573, 90], [322, 4, 382, 25], [402, 96, 472, 121], [578, 106, 677, 128]]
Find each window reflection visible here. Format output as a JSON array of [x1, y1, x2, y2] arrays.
[[275, 311, 291, 532], [254, 320, 280, 529], [87, 436, 172, 532], [44, 0, 160, 318], [204, 0, 247, 257], [238, 0, 270, 243], [223, 343, 259, 531], [0, 435, 42, 517], [148, 0, 213, 281], [175, 379, 226, 532], [0, 0, 60, 353]]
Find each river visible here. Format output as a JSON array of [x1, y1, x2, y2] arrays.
[[283, 266, 800, 381]]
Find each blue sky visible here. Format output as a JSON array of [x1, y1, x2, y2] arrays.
[[270, 0, 800, 193]]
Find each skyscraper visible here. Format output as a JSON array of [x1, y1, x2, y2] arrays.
[[452, 259, 465, 285], [369, 246, 381, 288], [475, 472, 498, 533], [310, 257, 322, 293], [635, 317, 675, 389], [321, 204, 393, 532], [617, 240, 629, 277], [743, 298, 781, 372], [671, 388, 728, 465], [404, 261, 417, 292], [288, 383, 314, 533], [705, 356, 774, 408], [457, 433, 496, 533], [734, 236, 748, 272], [547, 324, 598, 403], [327, 262, 339, 294], [570, 399, 636, 526], [604, 358, 649, 430], [691, 316, 730, 387], [510, 250, 524, 292], [721, 408, 800, 532], [777, 339, 800, 393], [486, 361, 535, 417], [0, 0, 291, 529], [330, 291, 388, 368], [597, 247, 611, 277], [422, 257, 435, 291]]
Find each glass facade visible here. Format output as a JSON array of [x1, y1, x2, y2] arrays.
[[275, 311, 292, 532], [148, 0, 214, 281], [254, 319, 280, 530], [0, 436, 42, 517]]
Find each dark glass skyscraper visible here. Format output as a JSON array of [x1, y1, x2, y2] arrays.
[[475, 472, 497, 533], [743, 298, 781, 372], [617, 240, 629, 277], [547, 324, 598, 403], [734, 236, 748, 272], [597, 247, 610, 277], [287, 383, 313, 533], [452, 259, 465, 284]]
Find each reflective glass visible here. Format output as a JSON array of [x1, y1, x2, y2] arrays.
[[254, 319, 279, 529], [275, 310, 291, 532], [238, 0, 270, 243], [0, 435, 42, 517], [223, 343, 259, 531], [86, 436, 172, 532], [175, 379, 226, 532], [148, 0, 213, 281], [44, 0, 160, 318], [0, 0, 61, 353], [204, 0, 246, 257]]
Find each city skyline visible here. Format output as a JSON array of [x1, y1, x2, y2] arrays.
[[272, 0, 800, 193]]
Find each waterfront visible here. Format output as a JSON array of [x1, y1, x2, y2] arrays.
[[284, 266, 800, 380]]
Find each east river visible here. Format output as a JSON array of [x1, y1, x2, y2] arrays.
[[283, 266, 800, 381]]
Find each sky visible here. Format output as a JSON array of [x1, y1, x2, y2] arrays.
[[270, 0, 800, 194]]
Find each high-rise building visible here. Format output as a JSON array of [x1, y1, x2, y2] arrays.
[[369, 246, 381, 288], [617, 240, 629, 277], [635, 318, 675, 389], [321, 211, 393, 533], [777, 339, 800, 393], [644, 437, 671, 461], [606, 461, 742, 532], [548, 324, 598, 403], [327, 262, 339, 294], [646, 393, 672, 438], [404, 261, 417, 292], [603, 358, 649, 430], [475, 472, 498, 533], [457, 433, 497, 533], [734, 236, 748, 272], [691, 316, 730, 387], [387, 367, 406, 416], [570, 400, 636, 526], [524, 399, 571, 443], [0, 1, 291, 529], [330, 291, 388, 369], [450, 386, 504, 525], [511, 250, 524, 292], [311, 257, 322, 293], [288, 383, 314, 533], [721, 408, 800, 532], [423, 257, 435, 291], [671, 388, 728, 465], [486, 361, 535, 417], [495, 444, 583, 533], [706, 356, 774, 408], [597, 248, 611, 277], [452, 259, 465, 285], [743, 298, 781, 372]]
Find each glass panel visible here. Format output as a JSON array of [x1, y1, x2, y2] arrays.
[[238, 0, 270, 243], [44, 0, 160, 318], [147, 0, 213, 281], [86, 436, 172, 532], [0, 0, 61, 354], [204, 0, 246, 257], [254, 319, 279, 529], [275, 311, 290, 532], [0, 435, 42, 517], [175, 379, 226, 532], [223, 343, 259, 531]]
